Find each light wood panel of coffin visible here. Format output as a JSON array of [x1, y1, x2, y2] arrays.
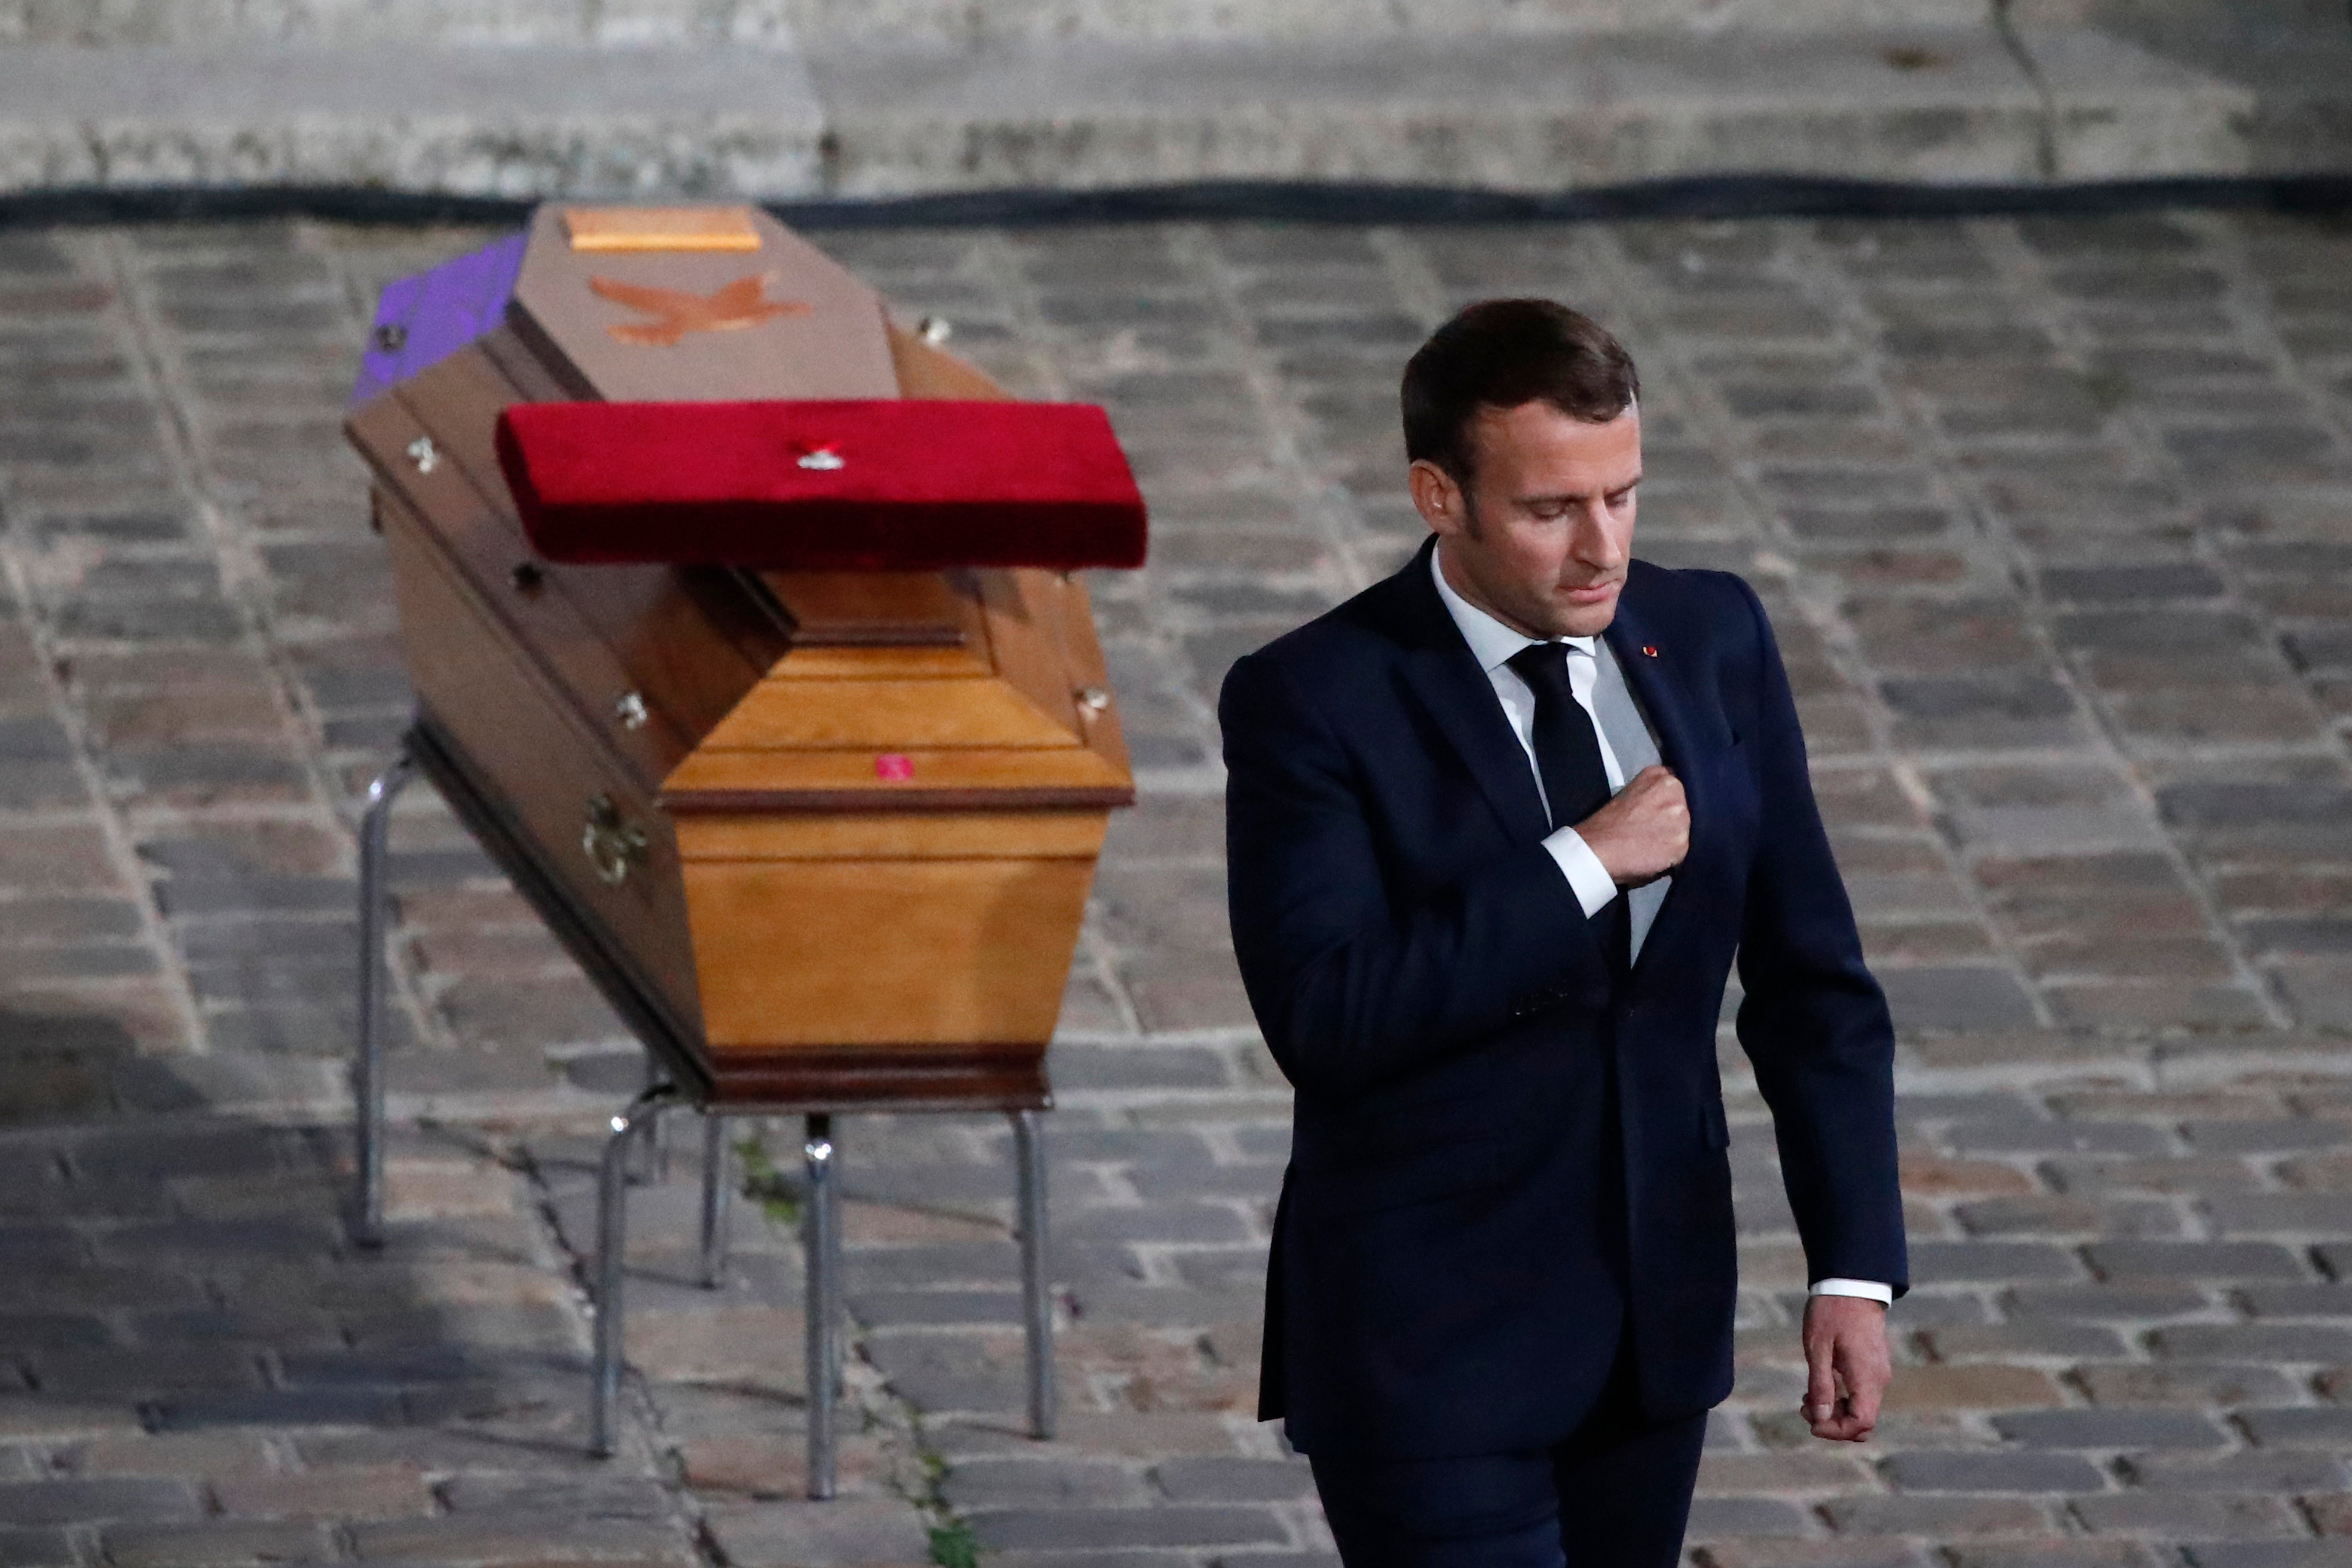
[[347, 221, 1133, 1109]]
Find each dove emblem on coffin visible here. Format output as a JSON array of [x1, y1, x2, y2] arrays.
[[587, 270, 812, 347]]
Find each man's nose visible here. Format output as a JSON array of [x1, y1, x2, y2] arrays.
[[1571, 500, 1626, 567]]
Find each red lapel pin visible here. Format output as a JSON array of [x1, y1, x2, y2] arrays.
[[1641, 645, 1659, 658]]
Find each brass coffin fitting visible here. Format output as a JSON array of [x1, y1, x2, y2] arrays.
[[582, 794, 650, 887]]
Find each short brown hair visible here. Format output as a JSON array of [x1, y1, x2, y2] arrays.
[[1401, 299, 1639, 487]]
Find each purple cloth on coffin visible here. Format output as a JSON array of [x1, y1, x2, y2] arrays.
[[349, 232, 527, 407]]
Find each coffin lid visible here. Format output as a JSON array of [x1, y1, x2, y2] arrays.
[[349, 203, 1133, 815], [509, 203, 899, 402]]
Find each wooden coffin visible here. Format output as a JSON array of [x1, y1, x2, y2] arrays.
[[346, 205, 1135, 1109]]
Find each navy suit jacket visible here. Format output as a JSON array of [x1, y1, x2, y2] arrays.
[[1220, 540, 1906, 1458]]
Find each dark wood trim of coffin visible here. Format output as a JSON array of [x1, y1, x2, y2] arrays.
[[705, 1047, 1050, 1112], [405, 714, 717, 1101], [750, 569, 979, 649], [659, 786, 1137, 815]]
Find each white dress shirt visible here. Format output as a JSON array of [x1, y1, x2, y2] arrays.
[[1429, 545, 1892, 1309]]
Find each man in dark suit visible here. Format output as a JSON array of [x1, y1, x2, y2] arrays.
[[1220, 300, 1906, 1568]]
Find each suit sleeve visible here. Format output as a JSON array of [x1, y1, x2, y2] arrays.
[[1729, 578, 1910, 1296], [1221, 650, 1607, 1103]]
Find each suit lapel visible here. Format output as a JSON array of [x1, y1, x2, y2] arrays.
[[1604, 588, 1715, 981], [1384, 541, 1553, 845], [1603, 594, 1706, 798], [1400, 646, 1554, 845]]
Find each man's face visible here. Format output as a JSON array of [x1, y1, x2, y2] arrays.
[[1409, 401, 1641, 640]]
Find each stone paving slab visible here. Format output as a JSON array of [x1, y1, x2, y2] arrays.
[[0, 206, 2350, 1567], [1, 14, 2350, 199], [0, 43, 824, 196], [2, 0, 2003, 47]]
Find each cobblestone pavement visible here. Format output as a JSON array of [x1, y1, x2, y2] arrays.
[[0, 208, 2348, 1568]]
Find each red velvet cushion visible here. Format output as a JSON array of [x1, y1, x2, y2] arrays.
[[495, 399, 1148, 573]]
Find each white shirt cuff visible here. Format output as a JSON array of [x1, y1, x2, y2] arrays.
[[1542, 827, 1620, 918], [1810, 1278, 1894, 1304]]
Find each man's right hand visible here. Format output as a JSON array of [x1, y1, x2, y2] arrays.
[[1577, 765, 1689, 887]]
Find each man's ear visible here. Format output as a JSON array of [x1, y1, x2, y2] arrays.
[[1409, 460, 1468, 538]]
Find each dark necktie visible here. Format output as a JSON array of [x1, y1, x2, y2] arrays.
[[1507, 642, 1613, 831], [1507, 642, 1630, 974]]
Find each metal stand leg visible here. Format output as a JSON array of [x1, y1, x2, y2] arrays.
[[1012, 1109, 1056, 1440], [635, 1053, 671, 1183], [592, 1086, 676, 1458], [803, 1113, 840, 1500], [351, 747, 416, 1250], [698, 1113, 732, 1289]]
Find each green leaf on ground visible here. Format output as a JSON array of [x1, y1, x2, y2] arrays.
[[929, 1522, 981, 1568]]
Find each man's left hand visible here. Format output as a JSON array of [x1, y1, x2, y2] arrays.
[[1801, 1294, 1890, 1442]]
